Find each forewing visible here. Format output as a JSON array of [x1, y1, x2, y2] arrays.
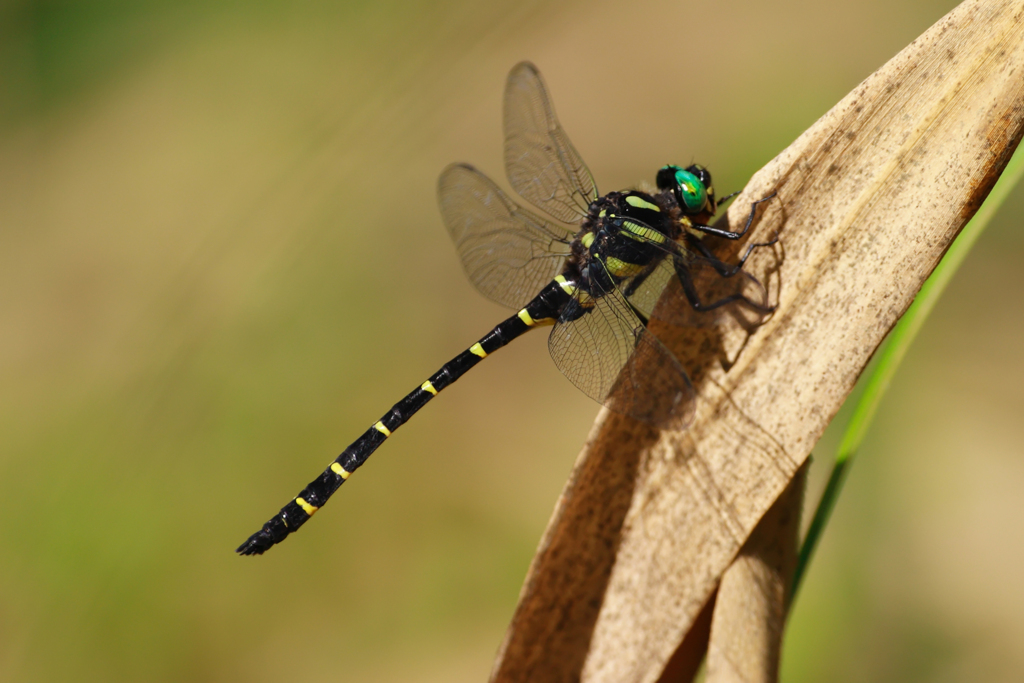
[[503, 62, 598, 224], [438, 163, 573, 310], [548, 286, 695, 429]]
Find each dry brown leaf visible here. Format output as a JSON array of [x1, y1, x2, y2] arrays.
[[703, 463, 806, 683], [490, 1, 1024, 682]]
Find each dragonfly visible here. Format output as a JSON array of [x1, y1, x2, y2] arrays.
[[237, 62, 776, 556]]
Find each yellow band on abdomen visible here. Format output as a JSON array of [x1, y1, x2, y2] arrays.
[[554, 274, 577, 296]]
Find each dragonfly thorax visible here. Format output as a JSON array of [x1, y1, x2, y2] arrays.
[[572, 190, 681, 295]]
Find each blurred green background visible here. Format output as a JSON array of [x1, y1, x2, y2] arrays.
[[2, 0, 1022, 681]]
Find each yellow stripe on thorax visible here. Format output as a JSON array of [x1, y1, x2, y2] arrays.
[[625, 195, 661, 212], [604, 257, 645, 278], [620, 220, 666, 244]]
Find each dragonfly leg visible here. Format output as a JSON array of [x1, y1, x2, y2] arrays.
[[673, 258, 775, 314], [689, 192, 777, 240], [716, 190, 741, 205], [687, 233, 779, 278]]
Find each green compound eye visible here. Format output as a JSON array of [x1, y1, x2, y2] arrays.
[[673, 168, 707, 213]]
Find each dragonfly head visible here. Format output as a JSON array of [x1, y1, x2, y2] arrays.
[[657, 164, 716, 216]]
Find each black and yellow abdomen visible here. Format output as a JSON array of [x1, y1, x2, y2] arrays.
[[236, 277, 573, 555]]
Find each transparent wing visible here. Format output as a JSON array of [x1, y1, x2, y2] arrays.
[[619, 256, 677, 321], [438, 163, 574, 310], [504, 62, 598, 224], [548, 283, 695, 429]]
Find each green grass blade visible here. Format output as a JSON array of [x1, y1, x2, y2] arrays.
[[790, 148, 1024, 601]]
